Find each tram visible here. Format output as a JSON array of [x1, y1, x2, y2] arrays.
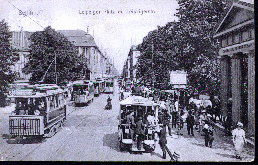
[[118, 96, 159, 152], [8, 84, 67, 138], [104, 79, 114, 94], [72, 80, 94, 106], [93, 78, 105, 96]]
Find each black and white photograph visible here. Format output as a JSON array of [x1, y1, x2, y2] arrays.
[[0, 0, 255, 162]]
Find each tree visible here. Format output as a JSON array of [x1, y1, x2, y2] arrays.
[[23, 26, 88, 85], [0, 20, 18, 106], [136, 0, 232, 95]]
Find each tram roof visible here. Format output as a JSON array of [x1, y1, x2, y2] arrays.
[[8, 84, 65, 98], [119, 96, 158, 106]]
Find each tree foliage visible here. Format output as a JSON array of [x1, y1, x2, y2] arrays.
[[23, 26, 88, 85], [0, 20, 18, 106], [136, 0, 232, 95]]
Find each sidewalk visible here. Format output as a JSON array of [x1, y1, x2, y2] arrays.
[[211, 121, 254, 147], [163, 123, 255, 162]]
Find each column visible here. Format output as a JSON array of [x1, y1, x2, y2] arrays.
[[247, 50, 255, 135], [231, 54, 242, 126], [220, 55, 230, 118]]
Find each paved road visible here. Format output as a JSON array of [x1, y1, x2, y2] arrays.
[[0, 83, 254, 161]]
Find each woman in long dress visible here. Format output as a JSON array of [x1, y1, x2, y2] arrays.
[[232, 122, 247, 160]]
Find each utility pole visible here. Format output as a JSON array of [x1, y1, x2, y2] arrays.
[[55, 52, 57, 84], [152, 40, 154, 88]]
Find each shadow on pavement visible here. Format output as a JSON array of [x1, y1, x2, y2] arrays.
[[2, 134, 45, 144], [216, 153, 235, 159], [102, 132, 121, 152], [150, 151, 163, 159]]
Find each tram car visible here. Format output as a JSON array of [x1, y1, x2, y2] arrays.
[[93, 78, 105, 96], [72, 80, 94, 106], [8, 84, 67, 138], [104, 79, 114, 94], [118, 96, 159, 152]]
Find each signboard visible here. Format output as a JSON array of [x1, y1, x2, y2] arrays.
[[219, 40, 254, 56], [172, 85, 187, 89], [170, 71, 187, 85]]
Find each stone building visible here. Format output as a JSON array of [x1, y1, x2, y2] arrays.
[[11, 31, 33, 80], [58, 30, 105, 80], [213, 1, 254, 135], [122, 45, 141, 82]]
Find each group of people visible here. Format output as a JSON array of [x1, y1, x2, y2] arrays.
[[13, 98, 45, 116], [119, 84, 247, 161]]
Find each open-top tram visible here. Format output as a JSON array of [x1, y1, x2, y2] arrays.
[[118, 96, 159, 152], [8, 84, 67, 138]]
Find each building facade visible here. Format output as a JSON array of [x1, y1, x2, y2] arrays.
[[58, 30, 111, 80], [10, 29, 115, 82], [213, 1, 254, 135], [122, 45, 141, 82], [11, 31, 33, 80]]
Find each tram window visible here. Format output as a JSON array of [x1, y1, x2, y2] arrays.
[[15, 98, 29, 115], [55, 95, 59, 107]]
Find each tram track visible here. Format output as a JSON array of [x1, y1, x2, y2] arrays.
[[18, 101, 81, 161], [0, 100, 79, 161]]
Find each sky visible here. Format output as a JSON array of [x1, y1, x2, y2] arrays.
[[0, 0, 254, 73]]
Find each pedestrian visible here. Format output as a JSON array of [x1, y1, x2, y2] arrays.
[[224, 113, 232, 136], [125, 110, 135, 139], [158, 123, 175, 161], [176, 109, 184, 135], [198, 110, 207, 133], [186, 110, 195, 136], [171, 100, 178, 128], [162, 109, 172, 136], [203, 122, 214, 148], [232, 122, 246, 160], [135, 117, 145, 150]]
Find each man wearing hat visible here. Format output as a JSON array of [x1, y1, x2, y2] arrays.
[[203, 121, 214, 148], [135, 116, 145, 150], [232, 122, 246, 160], [198, 110, 207, 133], [125, 109, 135, 139], [158, 123, 176, 161]]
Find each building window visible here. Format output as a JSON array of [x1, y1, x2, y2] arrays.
[[251, 28, 255, 39], [239, 32, 243, 43], [234, 33, 240, 44], [228, 35, 232, 46], [221, 38, 227, 47], [242, 30, 249, 42]]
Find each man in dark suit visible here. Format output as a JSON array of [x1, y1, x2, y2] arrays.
[[158, 124, 174, 160], [135, 117, 145, 150]]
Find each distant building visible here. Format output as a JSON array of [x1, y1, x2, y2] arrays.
[[10, 29, 116, 81], [11, 31, 33, 80], [58, 30, 108, 80], [122, 45, 141, 82], [213, 1, 254, 135]]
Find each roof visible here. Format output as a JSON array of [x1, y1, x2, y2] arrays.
[[119, 96, 158, 106], [214, 1, 254, 38], [58, 30, 97, 47], [8, 84, 65, 98]]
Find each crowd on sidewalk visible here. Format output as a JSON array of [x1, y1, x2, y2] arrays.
[[118, 83, 249, 161]]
